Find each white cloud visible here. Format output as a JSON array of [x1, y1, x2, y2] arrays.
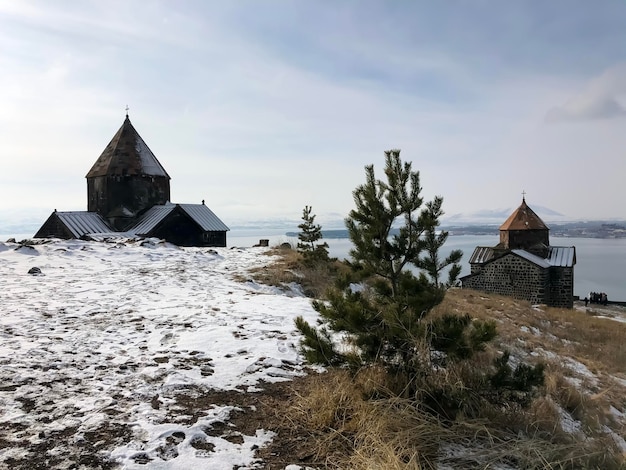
[[1, 1, 626, 231], [546, 64, 626, 122]]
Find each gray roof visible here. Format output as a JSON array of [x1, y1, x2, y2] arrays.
[[127, 205, 173, 235], [178, 204, 229, 231], [510, 248, 575, 268], [128, 203, 229, 236], [55, 212, 113, 238], [86, 116, 170, 179], [511, 249, 551, 268], [469, 245, 576, 268], [546, 246, 576, 267], [468, 246, 495, 264]]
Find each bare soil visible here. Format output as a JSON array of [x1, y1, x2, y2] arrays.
[[207, 375, 332, 469], [1, 373, 325, 470]]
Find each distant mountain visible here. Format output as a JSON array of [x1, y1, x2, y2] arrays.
[[444, 205, 567, 225]]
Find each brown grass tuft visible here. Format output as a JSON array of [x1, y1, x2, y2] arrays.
[[286, 367, 625, 469], [244, 246, 348, 298]]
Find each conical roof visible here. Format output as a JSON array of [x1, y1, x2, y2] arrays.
[[499, 198, 549, 231], [86, 116, 170, 179]]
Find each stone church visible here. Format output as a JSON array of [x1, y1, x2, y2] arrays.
[[460, 197, 576, 308], [35, 114, 229, 247]]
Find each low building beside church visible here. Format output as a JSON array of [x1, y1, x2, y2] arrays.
[[460, 197, 576, 308], [34, 114, 229, 247]]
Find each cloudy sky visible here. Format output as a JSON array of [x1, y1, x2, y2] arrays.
[[1, 1, 625, 231]]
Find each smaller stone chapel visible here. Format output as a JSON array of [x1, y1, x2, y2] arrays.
[[460, 197, 576, 308], [34, 113, 229, 247]]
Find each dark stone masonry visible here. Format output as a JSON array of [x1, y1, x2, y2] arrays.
[[461, 197, 576, 309], [34, 114, 229, 247]]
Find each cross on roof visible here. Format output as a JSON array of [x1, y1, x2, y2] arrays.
[[522, 190, 526, 202], [125, 105, 129, 118]]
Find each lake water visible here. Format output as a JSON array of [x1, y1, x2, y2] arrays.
[[4, 229, 625, 301], [228, 230, 626, 302]]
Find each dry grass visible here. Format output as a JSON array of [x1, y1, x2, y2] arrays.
[[288, 368, 445, 469], [286, 367, 625, 469], [244, 252, 626, 468], [244, 246, 349, 298], [281, 289, 626, 469], [436, 289, 626, 376]]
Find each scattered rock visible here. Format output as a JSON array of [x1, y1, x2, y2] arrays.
[[151, 395, 161, 410], [190, 436, 215, 452], [279, 242, 292, 250], [28, 267, 42, 275], [131, 452, 152, 464]]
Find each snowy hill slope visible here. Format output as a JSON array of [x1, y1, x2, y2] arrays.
[[0, 239, 318, 469]]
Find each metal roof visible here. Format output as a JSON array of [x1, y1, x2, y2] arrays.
[[86, 116, 170, 179], [510, 248, 575, 268], [468, 246, 495, 264], [56, 212, 113, 238], [511, 249, 551, 268], [546, 246, 576, 267], [499, 198, 549, 231], [127, 203, 229, 236], [470, 245, 576, 268], [127, 205, 172, 235], [179, 204, 230, 232]]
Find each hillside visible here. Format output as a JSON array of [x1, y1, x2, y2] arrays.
[[0, 239, 624, 469], [245, 249, 626, 469], [0, 238, 319, 469]]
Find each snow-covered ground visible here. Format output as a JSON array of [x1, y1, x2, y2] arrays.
[[573, 300, 626, 323], [0, 238, 319, 469]]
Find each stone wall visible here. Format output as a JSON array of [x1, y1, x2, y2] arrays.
[[548, 267, 574, 308], [463, 253, 547, 304], [463, 253, 574, 308], [87, 175, 170, 219], [34, 213, 73, 239], [500, 229, 549, 250]]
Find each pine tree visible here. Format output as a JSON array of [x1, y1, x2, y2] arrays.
[[297, 205, 329, 264], [417, 199, 463, 288], [296, 150, 494, 385]]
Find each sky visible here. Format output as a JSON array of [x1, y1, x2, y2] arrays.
[[1, 1, 625, 232]]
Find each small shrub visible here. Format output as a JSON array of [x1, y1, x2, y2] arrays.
[[296, 205, 329, 265]]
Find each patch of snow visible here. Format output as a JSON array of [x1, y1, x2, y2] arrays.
[[283, 282, 305, 297], [595, 314, 626, 324], [609, 405, 625, 419], [110, 405, 275, 468], [562, 357, 597, 384], [613, 376, 626, 388], [558, 407, 583, 436], [604, 425, 626, 454], [0, 239, 320, 468], [520, 325, 541, 336], [438, 442, 519, 470], [349, 282, 364, 293], [530, 347, 557, 360]]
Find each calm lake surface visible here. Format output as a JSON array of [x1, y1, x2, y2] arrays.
[[229, 230, 626, 302], [4, 229, 624, 301]]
